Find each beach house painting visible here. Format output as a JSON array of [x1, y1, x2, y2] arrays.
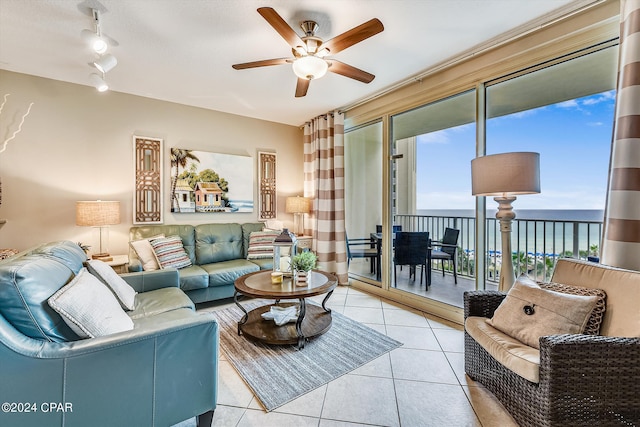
[[170, 148, 253, 213]]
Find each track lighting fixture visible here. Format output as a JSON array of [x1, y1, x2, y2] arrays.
[[81, 29, 108, 54], [89, 73, 109, 92], [93, 54, 117, 73]]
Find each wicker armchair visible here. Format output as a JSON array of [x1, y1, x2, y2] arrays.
[[464, 259, 640, 427]]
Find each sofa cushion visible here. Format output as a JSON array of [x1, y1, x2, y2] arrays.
[[242, 222, 266, 258], [246, 230, 280, 260], [487, 275, 598, 349], [466, 316, 541, 383], [0, 254, 80, 342], [538, 281, 606, 335], [86, 259, 137, 310], [129, 234, 164, 271], [127, 287, 194, 320], [195, 223, 244, 264], [249, 258, 273, 270], [551, 258, 640, 337], [176, 265, 209, 291], [130, 225, 196, 264], [150, 235, 192, 269], [48, 268, 134, 339], [200, 259, 260, 287]]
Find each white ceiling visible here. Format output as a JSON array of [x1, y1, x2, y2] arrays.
[[0, 0, 589, 126]]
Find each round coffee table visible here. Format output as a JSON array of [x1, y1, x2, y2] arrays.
[[234, 270, 337, 349]]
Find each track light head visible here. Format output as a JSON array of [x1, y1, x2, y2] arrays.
[[89, 73, 108, 92], [81, 29, 108, 54], [93, 54, 117, 73]]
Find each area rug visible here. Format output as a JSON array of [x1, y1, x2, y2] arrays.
[[212, 302, 403, 411]]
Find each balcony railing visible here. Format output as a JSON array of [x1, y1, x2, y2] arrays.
[[394, 214, 603, 284]]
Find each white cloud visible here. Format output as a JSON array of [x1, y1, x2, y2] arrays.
[[418, 130, 451, 144], [587, 121, 604, 126], [556, 99, 579, 109]]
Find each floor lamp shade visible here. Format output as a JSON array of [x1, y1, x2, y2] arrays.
[[76, 201, 121, 259], [471, 152, 540, 291], [285, 196, 311, 236]]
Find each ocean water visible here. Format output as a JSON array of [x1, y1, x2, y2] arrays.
[[229, 200, 254, 212]]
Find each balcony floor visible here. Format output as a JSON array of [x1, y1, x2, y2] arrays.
[[348, 259, 497, 308]]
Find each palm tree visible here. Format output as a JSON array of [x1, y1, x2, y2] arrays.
[[170, 148, 199, 212]]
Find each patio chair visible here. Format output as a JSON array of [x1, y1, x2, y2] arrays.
[[346, 232, 378, 275], [430, 227, 459, 284], [393, 231, 430, 287]]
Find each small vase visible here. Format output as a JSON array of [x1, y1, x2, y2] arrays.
[[295, 270, 310, 286]]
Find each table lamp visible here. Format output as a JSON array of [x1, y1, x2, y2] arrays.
[[285, 196, 310, 236], [471, 152, 540, 291], [76, 200, 121, 261]]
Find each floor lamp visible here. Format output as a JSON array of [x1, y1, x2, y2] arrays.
[[471, 152, 540, 291], [285, 196, 310, 236], [76, 200, 121, 261]]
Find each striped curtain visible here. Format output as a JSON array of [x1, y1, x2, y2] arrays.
[[601, 0, 640, 270], [303, 111, 349, 284]]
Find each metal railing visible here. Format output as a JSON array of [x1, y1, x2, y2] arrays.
[[394, 214, 603, 284]]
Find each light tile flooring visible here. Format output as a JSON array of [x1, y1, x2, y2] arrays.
[[181, 285, 518, 427]]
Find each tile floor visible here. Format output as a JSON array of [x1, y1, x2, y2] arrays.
[[180, 285, 518, 427]]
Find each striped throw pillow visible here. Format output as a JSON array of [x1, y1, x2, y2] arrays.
[[247, 230, 281, 260], [150, 235, 192, 269]]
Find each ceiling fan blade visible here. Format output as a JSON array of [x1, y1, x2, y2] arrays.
[[327, 60, 375, 83], [258, 7, 304, 49], [232, 58, 290, 70], [295, 78, 310, 97], [320, 18, 383, 55]]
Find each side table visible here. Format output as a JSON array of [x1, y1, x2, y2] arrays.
[[105, 255, 129, 274], [296, 235, 313, 251]]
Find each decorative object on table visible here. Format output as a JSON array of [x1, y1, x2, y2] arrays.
[[170, 147, 253, 214], [261, 305, 299, 326], [285, 196, 310, 236], [76, 242, 90, 256], [0, 248, 19, 260], [258, 151, 277, 220], [211, 301, 402, 412], [133, 136, 163, 224], [273, 228, 297, 276], [291, 250, 317, 284], [76, 200, 121, 261], [471, 152, 540, 291], [270, 271, 283, 284]]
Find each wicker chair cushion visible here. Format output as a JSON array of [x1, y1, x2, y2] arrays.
[[538, 281, 606, 335], [487, 275, 598, 349], [465, 316, 541, 383]]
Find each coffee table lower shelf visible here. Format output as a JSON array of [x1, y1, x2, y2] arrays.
[[238, 302, 332, 347]]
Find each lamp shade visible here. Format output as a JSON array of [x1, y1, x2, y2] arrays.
[[76, 201, 121, 226], [471, 152, 540, 196], [292, 56, 328, 80], [285, 196, 311, 214]]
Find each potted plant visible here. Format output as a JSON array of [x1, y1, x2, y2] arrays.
[[290, 251, 317, 284]]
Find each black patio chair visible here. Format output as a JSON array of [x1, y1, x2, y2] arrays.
[[430, 227, 460, 284], [393, 231, 430, 287], [346, 232, 378, 275]]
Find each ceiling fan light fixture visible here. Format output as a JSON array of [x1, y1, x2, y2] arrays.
[[89, 73, 109, 92], [292, 55, 328, 80], [93, 54, 118, 73]]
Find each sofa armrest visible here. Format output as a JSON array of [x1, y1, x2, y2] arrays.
[[0, 312, 218, 427], [120, 268, 180, 292], [463, 290, 506, 319], [539, 334, 640, 423]]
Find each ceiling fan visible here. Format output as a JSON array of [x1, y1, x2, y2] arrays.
[[232, 7, 384, 97]]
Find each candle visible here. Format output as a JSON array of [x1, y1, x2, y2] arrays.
[[271, 271, 283, 284], [279, 256, 291, 273]]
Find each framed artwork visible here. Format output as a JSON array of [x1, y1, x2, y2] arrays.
[[133, 136, 163, 224], [258, 151, 277, 220], [170, 148, 253, 213]]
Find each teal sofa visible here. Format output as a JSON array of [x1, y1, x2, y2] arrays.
[[0, 241, 218, 427], [129, 222, 272, 303]]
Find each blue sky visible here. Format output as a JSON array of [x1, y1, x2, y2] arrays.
[[416, 90, 616, 210]]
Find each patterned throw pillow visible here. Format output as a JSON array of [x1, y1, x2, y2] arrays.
[[538, 281, 606, 335], [129, 234, 165, 271], [150, 235, 192, 269], [247, 230, 281, 260]]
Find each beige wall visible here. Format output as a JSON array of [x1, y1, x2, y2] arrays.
[[0, 70, 302, 256]]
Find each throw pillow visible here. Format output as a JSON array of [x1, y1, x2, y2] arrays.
[[129, 234, 165, 271], [48, 268, 134, 339], [487, 274, 598, 349], [150, 235, 192, 269], [537, 281, 606, 335], [247, 230, 281, 260], [85, 259, 137, 310]]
